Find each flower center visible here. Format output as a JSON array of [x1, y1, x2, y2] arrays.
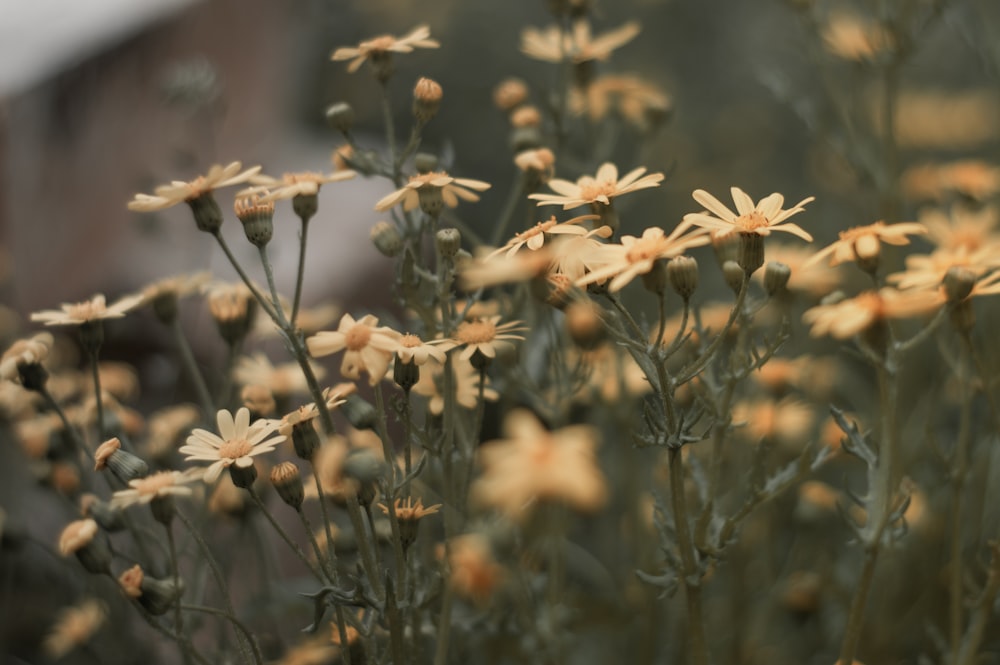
[[344, 323, 372, 351], [400, 333, 423, 348], [218, 438, 253, 460], [456, 320, 497, 345], [516, 219, 558, 242], [66, 302, 104, 321], [578, 182, 617, 202], [133, 472, 178, 496], [624, 236, 665, 263], [363, 35, 396, 52], [735, 211, 769, 231]]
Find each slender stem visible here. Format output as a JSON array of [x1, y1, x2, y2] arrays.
[[374, 384, 408, 599], [166, 524, 194, 665], [39, 386, 94, 463], [380, 83, 400, 183], [402, 392, 414, 497], [837, 546, 880, 665], [247, 488, 327, 583], [432, 574, 455, 665], [310, 461, 340, 578], [955, 544, 1000, 665], [490, 172, 527, 247], [170, 318, 216, 419], [296, 506, 335, 583], [291, 217, 310, 326], [211, 232, 277, 321], [181, 604, 263, 665], [950, 337, 975, 658], [667, 447, 709, 665], [217, 338, 243, 410], [677, 276, 749, 385], [88, 349, 107, 440], [128, 599, 212, 665], [346, 494, 384, 599]]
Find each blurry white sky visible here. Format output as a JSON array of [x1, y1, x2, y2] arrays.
[[0, 0, 196, 96]]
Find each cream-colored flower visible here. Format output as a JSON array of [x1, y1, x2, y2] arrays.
[[459, 247, 553, 290], [802, 289, 944, 339], [234, 352, 325, 397], [411, 355, 499, 414], [804, 221, 926, 268], [514, 148, 556, 179], [42, 599, 107, 660], [180, 408, 285, 482], [529, 162, 664, 209], [441, 316, 527, 363], [821, 11, 894, 61], [471, 409, 607, 519], [488, 215, 604, 259], [576, 224, 711, 292], [111, 470, 201, 508], [306, 313, 400, 385], [569, 74, 671, 130], [392, 333, 449, 365], [920, 205, 1000, 254], [379, 497, 442, 520], [145, 404, 200, 461], [374, 171, 491, 212], [59, 519, 99, 556], [521, 20, 640, 64], [0, 331, 53, 382], [31, 293, 144, 326], [241, 170, 356, 202], [685, 187, 814, 241], [332, 25, 439, 73], [141, 272, 212, 304], [127, 161, 261, 212], [902, 161, 1000, 202], [888, 247, 1000, 291], [278, 388, 349, 437]]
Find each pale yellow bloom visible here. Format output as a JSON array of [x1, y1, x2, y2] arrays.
[[234, 352, 325, 396], [802, 289, 944, 339], [306, 313, 401, 385], [521, 20, 640, 64], [332, 25, 439, 73], [111, 470, 201, 508], [375, 171, 491, 212], [127, 161, 261, 212], [684, 187, 814, 241], [31, 293, 143, 326], [488, 215, 604, 259], [920, 205, 1000, 254], [0, 331, 53, 382], [391, 333, 449, 365], [241, 170, 356, 202], [42, 599, 107, 660], [441, 316, 527, 363], [804, 221, 926, 268], [529, 162, 663, 209], [569, 74, 671, 129], [576, 224, 710, 292], [180, 408, 285, 482]]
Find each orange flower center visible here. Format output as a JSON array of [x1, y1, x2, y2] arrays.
[[578, 181, 618, 202], [362, 35, 396, 52], [528, 439, 555, 466], [218, 439, 253, 460], [345, 323, 372, 351], [624, 236, 665, 263], [132, 472, 178, 496], [456, 320, 497, 345], [400, 334, 423, 348], [735, 211, 770, 231]]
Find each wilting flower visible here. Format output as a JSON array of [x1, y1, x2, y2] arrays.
[[576, 224, 711, 292], [472, 410, 606, 520], [802, 289, 944, 339], [488, 215, 604, 259], [111, 470, 201, 508], [684, 187, 815, 241], [31, 293, 144, 327], [374, 171, 491, 213], [332, 25, 439, 73], [306, 314, 401, 385], [127, 162, 261, 212], [804, 221, 926, 268], [180, 408, 285, 482], [529, 162, 664, 210], [521, 20, 640, 64]]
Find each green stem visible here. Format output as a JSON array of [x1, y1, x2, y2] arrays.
[[211, 232, 278, 321], [170, 318, 216, 419], [837, 546, 880, 665], [88, 349, 107, 440], [310, 461, 340, 578], [39, 386, 94, 463], [668, 447, 709, 665], [166, 524, 194, 665], [247, 488, 327, 583], [676, 276, 749, 385], [291, 216, 311, 326], [490, 172, 527, 248], [346, 494, 384, 599], [950, 337, 975, 658]]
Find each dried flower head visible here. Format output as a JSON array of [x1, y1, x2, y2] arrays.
[[128, 161, 262, 212], [31, 293, 144, 327], [180, 408, 286, 482], [529, 162, 664, 210]]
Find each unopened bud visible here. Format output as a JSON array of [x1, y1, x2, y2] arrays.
[[436, 228, 461, 258], [764, 261, 792, 296], [738, 232, 765, 275], [722, 260, 744, 293], [493, 78, 529, 111], [412, 77, 443, 123], [641, 259, 669, 295], [371, 221, 403, 257], [393, 355, 420, 391], [186, 192, 224, 234], [291, 421, 322, 461], [342, 394, 377, 431], [668, 256, 699, 300], [271, 462, 304, 509], [325, 102, 355, 133], [229, 462, 258, 490]]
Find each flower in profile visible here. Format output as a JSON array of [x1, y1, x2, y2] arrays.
[[307, 313, 400, 385], [278, 387, 349, 437], [234, 352, 325, 397], [802, 289, 944, 339], [459, 247, 553, 290], [571, 343, 651, 403], [441, 533, 505, 604], [804, 221, 927, 269], [919, 205, 1000, 254], [332, 25, 439, 73], [442, 316, 528, 364], [471, 409, 606, 520], [241, 170, 356, 202], [42, 599, 107, 660], [180, 407, 286, 482], [821, 12, 893, 61], [514, 148, 556, 183], [391, 333, 449, 365], [902, 161, 1000, 202], [374, 171, 491, 214], [412, 355, 499, 414], [488, 215, 604, 259], [127, 161, 262, 212], [529, 162, 664, 210], [521, 20, 640, 64], [684, 187, 815, 241], [576, 224, 711, 292], [887, 247, 1000, 291], [110, 470, 201, 508], [31, 293, 144, 327], [0, 331, 53, 383]]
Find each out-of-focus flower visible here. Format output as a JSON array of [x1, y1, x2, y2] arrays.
[[411, 355, 499, 414], [920, 205, 1000, 255], [306, 314, 401, 386], [181, 408, 285, 482], [111, 470, 201, 508], [144, 404, 200, 461], [374, 171, 491, 213], [441, 533, 504, 604], [902, 161, 1000, 202], [42, 599, 107, 660], [890, 90, 1000, 149], [332, 25, 439, 73], [489, 215, 603, 259], [684, 187, 814, 241], [234, 352, 325, 397], [802, 289, 944, 339], [127, 162, 261, 212], [821, 12, 893, 61], [755, 244, 843, 298], [570, 74, 671, 130], [571, 343, 651, 403], [1, 332, 53, 383], [459, 247, 553, 290], [241, 170, 356, 202], [804, 221, 926, 268], [441, 316, 527, 363], [529, 162, 663, 210], [732, 398, 815, 446], [514, 148, 556, 183], [31, 294, 143, 327], [521, 20, 640, 64], [576, 224, 710, 292]]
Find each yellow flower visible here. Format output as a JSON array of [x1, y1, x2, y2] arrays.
[[111, 470, 201, 508], [306, 313, 401, 385], [576, 224, 711, 292], [804, 221, 926, 268], [31, 293, 144, 327], [471, 409, 607, 520], [684, 187, 814, 241], [919, 205, 1000, 254], [392, 333, 449, 365], [442, 316, 527, 363], [521, 20, 640, 64], [529, 162, 664, 210], [180, 407, 286, 482], [0, 331, 53, 382], [234, 352, 326, 396], [411, 355, 499, 414], [127, 161, 261, 212], [569, 74, 671, 130], [241, 170, 356, 202], [488, 214, 604, 259], [332, 25, 439, 73], [802, 289, 944, 339], [374, 171, 491, 213], [821, 12, 894, 61], [459, 247, 553, 290], [441, 533, 504, 604]]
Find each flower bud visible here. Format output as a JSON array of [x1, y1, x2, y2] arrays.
[[342, 394, 377, 431], [738, 232, 765, 275], [271, 462, 305, 509], [94, 438, 149, 483], [764, 261, 792, 296], [641, 259, 669, 295], [293, 193, 319, 222], [436, 228, 462, 258], [234, 194, 275, 248], [325, 102, 355, 133], [138, 575, 184, 616], [371, 221, 403, 257], [229, 463, 258, 490], [59, 519, 112, 575], [186, 192, 224, 234], [413, 77, 443, 123], [722, 260, 745, 294], [291, 421, 322, 461], [564, 300, 606, 349], [493, 78, 529, 111], [668, 256, 699, 300], [80, 494, 126, 532], [943, 266, 976, 303], [393, 355, 420, 392]]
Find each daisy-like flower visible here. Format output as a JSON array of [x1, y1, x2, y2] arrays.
[[488, 215, 604, 259], [1, 331, 53, 383], [821, 12, 894, 61], [529, 162, 664, 210], [471, 409, 607, 520], [412, 355, 500, 414], [234, 352, 326, 397], [31, 293, 144, 327], [332, 25, 439, 74], [180, 408, 286, 483], [569, 74, 671, 130], [278, 387, 350, 437], [920, 205, 1000, 254], [42, 599, 107, 660], [887, 247, 1000, 291], [902, 161, 1000, 202], [459, 247, 553, 290], [803, 220, 927, 269], [392, 333, 449, 365], [306, 313, 401, 385], [110, 470, 201, 508], [127, 161, 261, 212], [241, 170, 356, 202], [576, 223, 711, 292], [521, 20, 640, 64], [374, 171, 491, 215], [441, 316, 528, 365], [141, 273, 212, 323], [684, 187, 815, 241], [802, 289, 944, 339]]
